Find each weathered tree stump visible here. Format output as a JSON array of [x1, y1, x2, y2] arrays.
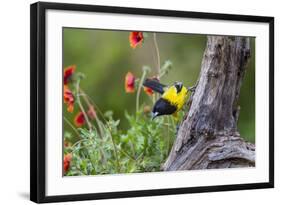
[[163, 36, 255, 170]]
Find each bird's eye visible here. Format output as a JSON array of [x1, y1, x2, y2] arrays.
[[174, 82, 183, 93]]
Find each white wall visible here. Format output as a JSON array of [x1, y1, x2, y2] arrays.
[[0, 0, 279, 204]]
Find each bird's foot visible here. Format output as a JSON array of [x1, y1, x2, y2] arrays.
[[188, 80, 198, 93]]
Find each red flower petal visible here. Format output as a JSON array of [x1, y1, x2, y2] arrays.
[[144, 86, 154, 96], [125, 72, 135, 93], [74, 111, 85, 127], [64, 65, 76, 85], [64, 140, 71, 147], [64, 85, 75, 113], [64, 153, 72, 173], [143, 76, 159, 96], [129, 32, 144, 49]]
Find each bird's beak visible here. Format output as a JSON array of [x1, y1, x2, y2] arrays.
[[152, 112, 159, 120]]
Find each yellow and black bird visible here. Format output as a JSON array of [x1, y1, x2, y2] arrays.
[[143, 79, 189, 119]]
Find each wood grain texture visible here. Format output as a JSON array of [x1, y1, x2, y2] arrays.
[[163, 36, 255, 171]]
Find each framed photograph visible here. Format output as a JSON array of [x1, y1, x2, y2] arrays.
[[30, 2, 274, 203]]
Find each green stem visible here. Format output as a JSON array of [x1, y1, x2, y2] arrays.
[[170, 116, 176, 150], [119, 149, 135, 161], [80, 88, 105, 138], [166, 116, 170, 156], [129, 141, 136, 158], [70, 139, 89, 154], [136, 152, 144, 161], [80, 92, 107, 123], [153, 33, 161, 78], [75, 80, 92, 132], [63, 117, 80, 138], [136, 68, 147, 114], [106, 126, 120, 172]]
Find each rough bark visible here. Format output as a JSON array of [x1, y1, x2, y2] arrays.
[[163, 36, 255, 171]]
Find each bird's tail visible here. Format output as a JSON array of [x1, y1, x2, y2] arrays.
[[143, 79, 166, 94]]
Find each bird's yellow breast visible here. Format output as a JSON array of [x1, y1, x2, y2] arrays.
[[162, 86, 188, 111]]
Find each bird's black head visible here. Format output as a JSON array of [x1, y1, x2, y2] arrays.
[[174, 82, 183, 93]]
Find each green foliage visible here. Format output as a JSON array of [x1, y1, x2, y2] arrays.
[[65, 110, 177, 176]]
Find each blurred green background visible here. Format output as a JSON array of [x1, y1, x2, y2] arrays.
[[63, 28, 255, 143]]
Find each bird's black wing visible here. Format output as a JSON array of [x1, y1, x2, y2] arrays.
[[143, 79, 167, 94]]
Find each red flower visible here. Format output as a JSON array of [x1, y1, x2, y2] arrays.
[[87, 106, 97, 120], [64, 140, 71, 148], [74, 111, 85, 127], [144, 86, 154, 96], [64, 153, 72, 173], [129, 32, 144, 49], [64, 85, 74, 113], [125, 72, 135, 93], [64, 65, 76, 85]]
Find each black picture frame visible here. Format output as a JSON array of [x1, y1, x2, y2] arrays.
[[30, 1, 274, 203]]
